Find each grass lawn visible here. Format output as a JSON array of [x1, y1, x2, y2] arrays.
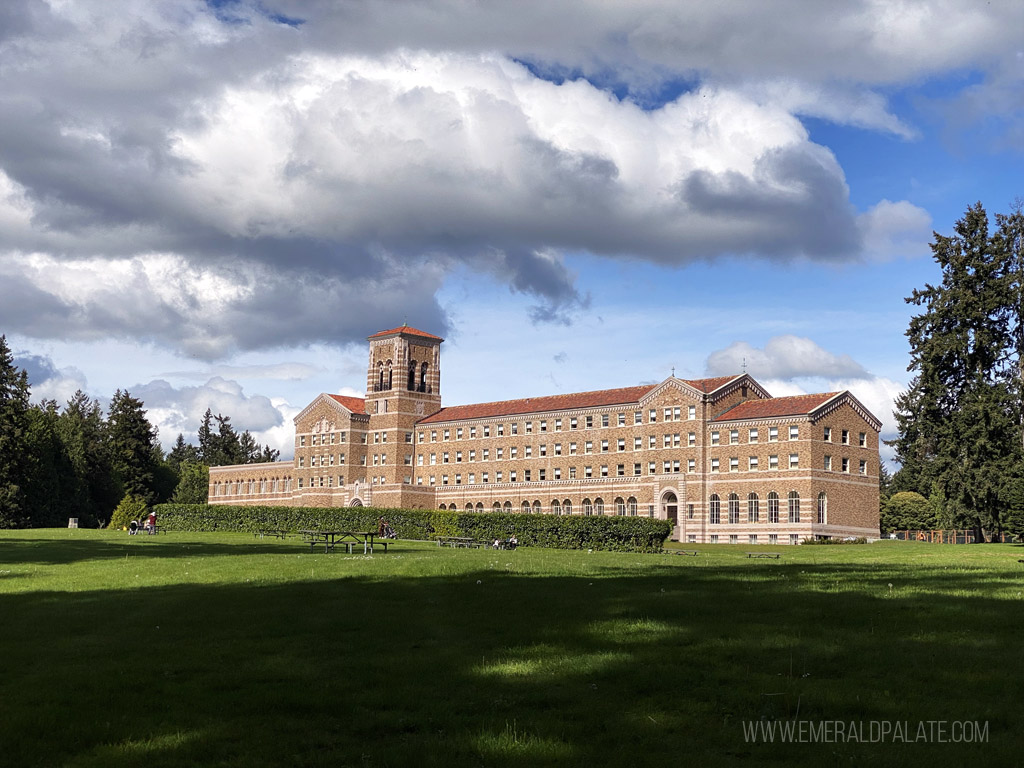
[[2, 530, 1022, 767]]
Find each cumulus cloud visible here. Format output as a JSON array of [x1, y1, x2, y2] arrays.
[[706, 336, 870, 380], [14, 352, 89, 405], [0, 1, 1017, 358]]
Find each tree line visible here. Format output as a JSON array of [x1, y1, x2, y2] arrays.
[[0, 336, 279, 528], [887, 201, 1023, 540]]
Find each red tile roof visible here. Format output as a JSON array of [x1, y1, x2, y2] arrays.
[[683, 375, 741, 393], [418, 385, 658, 424], [713, 392, 840, 421], [327, 394, 367, 414], [368, 325, 444, 341]]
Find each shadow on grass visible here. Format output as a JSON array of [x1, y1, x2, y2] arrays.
[[3, 558, 1023, 768], [0, 536, 303, 565]]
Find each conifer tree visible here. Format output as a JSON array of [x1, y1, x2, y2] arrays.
[[893, 202, 1021, 540], [0, 336, 30, 527], [107, 389, 159, 503]]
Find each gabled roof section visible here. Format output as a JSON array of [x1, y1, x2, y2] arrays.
[[713, 392, 841, 422], [327, 394, 367, 414], [418, 385, 657, 424], [368, 325, 444, 342], [683, 375, 743, 394], [293, 392, 368, 424]]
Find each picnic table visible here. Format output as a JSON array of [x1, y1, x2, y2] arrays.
[[746, 552, 781, 559], [665, 549, 698, 556], [254, 529, 290, 539], [300, 530, 388, 555]]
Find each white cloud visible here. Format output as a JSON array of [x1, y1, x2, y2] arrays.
[[706, 336, 870, 380], [858, 199, 934, 260]]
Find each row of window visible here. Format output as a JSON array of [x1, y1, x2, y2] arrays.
[[705, 491, 828, 525], [212, 478, 293, 495], [701, 534, 801, 545], [438, 496, 650, 516]]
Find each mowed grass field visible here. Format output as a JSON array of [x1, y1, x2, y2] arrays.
[[2, 531, 1023, 767]]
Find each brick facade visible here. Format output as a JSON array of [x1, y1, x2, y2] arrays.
[[209, 326, 881, 542]]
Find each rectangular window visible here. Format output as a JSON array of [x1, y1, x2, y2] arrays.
[[634, 437, 642, 450], [823, 427, 832, 441], [634, 462, 642, 476], [749, 428, 758, 443], [570, 418, 578, 429], [663, 434, 671, 448], [429, 475, 436, 485], [442, 475, 449, 485], [483, 426, 490, 437], [443, 429, 450, 441], [600, 439, 609, 452], [687, 458, 696, 472], [749, 456, 758, 471], [634, 411, 642, 425], [730, 535, 738, 545], [586, 415, 593, 428], [456, 451, 462, 462], [842, 429, 850, 444], [511, 447, 518, 458], [790, 534, 799, 546], [569, 442, 577, 455], [842, 457, 850, 472], [585, 466, 593, 478], [469, 427, 476, 439], [673, 407, 681, 420], [617, 438, 625, 451], [511, 423, 518, 435], [525, 422, 532, 434], [585, 441, 593, 454], [405, 432, 414, 443], [618, 413, 626, 426], [538, 469, 545, 480], [769, 455, 779, 470], [539, 445, 546, 456], [442, 452, 449, 463], [789, 453, 799, 469], [540, 420, 547, 432], [497, 424, 505, 436], [510, 471, 517, 482], [616, 464, 625, 476], [649, 435, 656, 449], [688, 405, 696, 420], [602, 414, 609, 427], [569, 467, 576, 479], [860, 459, 868, 475], [730, 457, 739, 471], [600, 465, 608, 477], [496, 447, 504, 459], [469, 450, 476, 461], [824, 455, 832, 471], [730, 430, 739, 444], [711, 431, 720, 445], [672, 460, 680, 473], [711, 458, 720, 472], [496, 471, 502, 482], [769, 427, 778, 441], [769, 534, 778, 544], [859, 432, 867, 447], [468, 473, 475, 484], [710, 535, 719, 544], [483, 472, 489, 483], [482, 449, 489, 460], [431, 431, 437, 442], [553, 468, 561, 479], [555, 419, 562, 431], [554, 443, 562, 456], [664, 407, 672, 421], [649, 462, 657, 475], [749, 534, 758, 544], [663, 460, 671, 473], [649, 409, 657, 423], [789, 425, 799, 440]]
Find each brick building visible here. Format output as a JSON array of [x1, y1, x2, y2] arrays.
[[209, 325, 881, 542]]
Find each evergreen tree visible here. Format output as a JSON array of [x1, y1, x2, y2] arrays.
[[167, 433, 200, 474], [23, 400, 80, 527], [197, 409, 215, 464], [171, 461, 209, 504], [107, 390, 159, 503], [0, 336, 31, 528], [59, 390, 119, 523], [893, 203, 1021, 539]]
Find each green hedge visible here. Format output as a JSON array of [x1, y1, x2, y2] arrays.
[[152, 504, 672, 553]]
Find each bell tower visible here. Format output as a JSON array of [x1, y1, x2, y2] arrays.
[[363, 325, 443, 507]]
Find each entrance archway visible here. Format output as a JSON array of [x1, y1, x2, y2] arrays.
[[661, 491, 678, 526], [350, 498, 363, 507]]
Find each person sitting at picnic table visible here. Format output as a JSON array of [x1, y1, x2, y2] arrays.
[[128, 519, 139, 535], [493, 537, 503, 550], [377, 517, 386, 537], [508, 534, 518, 550], [145, 511, 157, 534]]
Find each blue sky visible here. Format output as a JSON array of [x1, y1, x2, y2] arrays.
[[1, 1, 1021, 466]]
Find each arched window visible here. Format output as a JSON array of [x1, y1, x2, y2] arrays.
[[408, 360, 417, 391], [493, 501, 502, 511], [533, 500, 542, 514], [594, 498, 604, 515], [627, 497, 638, 516], [747, 493, 759, 522], [728, 493, 740, 524], [788, 491, 801, 523], [563, 499, 572, 515], [768, 492, 780, 523], [503, 501, 512, 512], [476, 502, 484, 511], [385, 360, 393, 389], [465, 503, 474, 511], [817, 492, 827, 524], [522, 500, 531, 513], [439, 503, 447, 511], [377, 362, 385, 392], [582, 498, 593, 516], [552, 499, 561, 515], [615, 497, 626, 516], [420, 362, 429, 393], [709, 494, 721, 525]]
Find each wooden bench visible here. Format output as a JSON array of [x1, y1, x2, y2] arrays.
[[747, 552, 781, 559]]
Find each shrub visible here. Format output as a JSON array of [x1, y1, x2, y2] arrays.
[[801, 536, 868, 545], [881, 491, 934, 533], [152, 504, 672, 553], [108, 494, 149, 531]]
